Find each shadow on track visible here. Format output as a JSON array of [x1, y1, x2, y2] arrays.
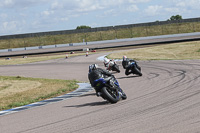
[[64, 101, 109, 108], [117, 75, 140, 79], [78, 93, 96, 97], [110, 71, 120, 74]]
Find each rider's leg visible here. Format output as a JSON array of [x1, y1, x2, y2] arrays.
[[94, 88, 102, 97], [125, 68, 132, 75]]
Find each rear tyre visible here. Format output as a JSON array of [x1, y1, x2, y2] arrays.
[[101, 87, 120, 103]]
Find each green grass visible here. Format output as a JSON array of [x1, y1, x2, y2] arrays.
[[0, 76, 79, 111], [1, 22, 200, 49]]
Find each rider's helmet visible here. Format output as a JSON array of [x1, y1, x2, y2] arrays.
[[89, 64, 98, 72], [123, 56, 127, 61]]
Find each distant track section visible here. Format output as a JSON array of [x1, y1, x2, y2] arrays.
[[0, 32, 200, 58]]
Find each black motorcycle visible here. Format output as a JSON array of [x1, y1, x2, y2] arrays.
[[93, 77, 126, 103]]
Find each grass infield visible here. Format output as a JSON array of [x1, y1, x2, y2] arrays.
[[0, 76, 78, 111], [108, 41, 200, 60]]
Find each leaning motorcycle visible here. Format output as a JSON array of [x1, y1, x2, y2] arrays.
[[105, 59, 120, 73], [128, 62, 142, 76], [93, 77, 126, 103]]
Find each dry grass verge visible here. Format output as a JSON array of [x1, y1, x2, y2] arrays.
[[0, 76, 78, 111], [108, 41, 200, 60], [0, 52, 86, 65]]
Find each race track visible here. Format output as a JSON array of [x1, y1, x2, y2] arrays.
[[0, 52, 200, 133]]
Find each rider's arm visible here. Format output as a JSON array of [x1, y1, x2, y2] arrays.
[[99, 68, 112, 76], [129, 59, 136, 63]]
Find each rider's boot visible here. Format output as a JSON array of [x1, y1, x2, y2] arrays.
[[96, 91, 102, 97], [95, 88, 102, 97]]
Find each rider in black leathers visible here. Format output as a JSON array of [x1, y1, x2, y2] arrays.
[[122, 56, 141, 75], [88, 64, 112, 87], [88, 64, 126, 98]]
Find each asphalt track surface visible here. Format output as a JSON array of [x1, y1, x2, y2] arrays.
[[0, 50, 200, 133]]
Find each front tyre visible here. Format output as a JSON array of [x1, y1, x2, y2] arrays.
[[113, 64, 120, 73], [133, 66, 142, 76], [121, 92, 127, 100], [101, 87, 120, 103]]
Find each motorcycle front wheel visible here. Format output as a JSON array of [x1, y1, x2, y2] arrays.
[[101, 87, 120, 103], [133, 66, 142, 76], [113, 64, 120, 73]]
